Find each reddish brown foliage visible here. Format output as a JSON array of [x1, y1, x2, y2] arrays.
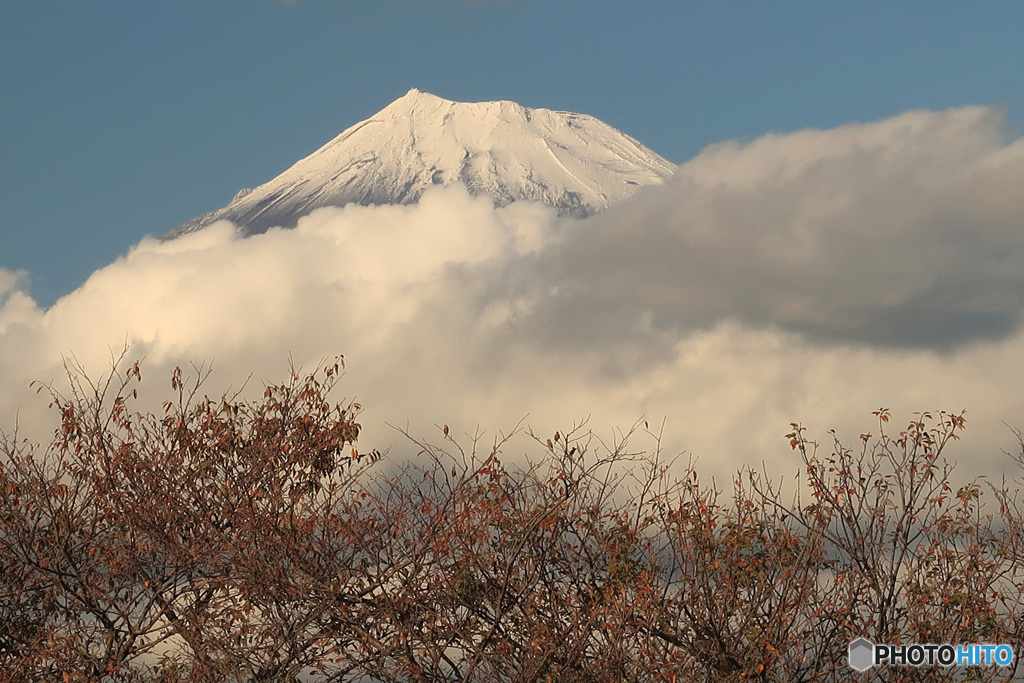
[[1, 359, 1022, 681]]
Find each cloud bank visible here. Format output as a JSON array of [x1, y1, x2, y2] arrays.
[[4, 105, 1024, 482], [540, 105, 1024, 351]]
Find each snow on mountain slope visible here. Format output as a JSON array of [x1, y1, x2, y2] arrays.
[[166, 89, 676, 238]]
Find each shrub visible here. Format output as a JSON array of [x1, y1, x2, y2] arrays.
[[1, 358, 1021, 681]]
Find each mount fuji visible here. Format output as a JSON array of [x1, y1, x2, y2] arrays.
[[166, 89, 676, 239]]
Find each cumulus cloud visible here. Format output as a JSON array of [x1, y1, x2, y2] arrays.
[[0, 269, 37, 335], [525, 106, 1024, 352], [3, 106, 1024, 484]]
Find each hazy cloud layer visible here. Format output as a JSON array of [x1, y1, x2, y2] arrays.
[[3, 106, 1024, 482]]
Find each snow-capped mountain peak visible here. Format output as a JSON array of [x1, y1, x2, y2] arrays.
[[166, 90, 675, 238]]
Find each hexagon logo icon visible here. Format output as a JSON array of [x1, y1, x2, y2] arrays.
[[849, 638, 874, 671]]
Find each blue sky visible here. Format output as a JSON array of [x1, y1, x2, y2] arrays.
[[3, 0, 1024, 306]]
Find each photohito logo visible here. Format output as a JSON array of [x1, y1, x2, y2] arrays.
[[848, 638, 1014, 672]]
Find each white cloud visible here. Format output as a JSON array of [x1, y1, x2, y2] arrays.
[[4, 107, 1024, 485], [535, 106, 1024, 351], [0, 269, 38, 336]]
